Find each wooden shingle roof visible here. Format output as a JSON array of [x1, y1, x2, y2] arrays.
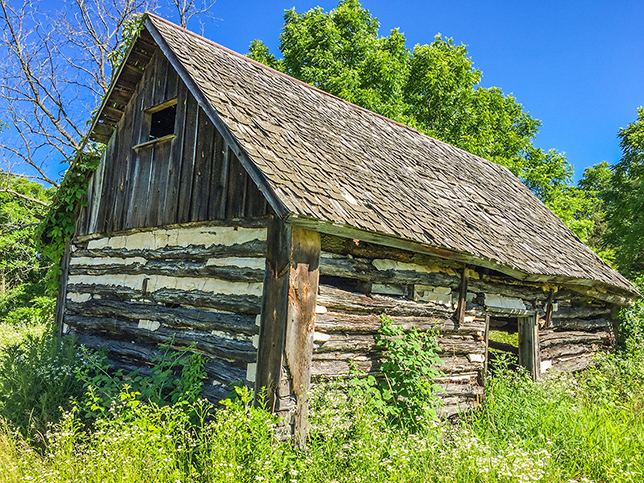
[[90, 14, 637, 299]]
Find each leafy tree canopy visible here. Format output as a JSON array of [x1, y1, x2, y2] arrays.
[[249, 0, 573, 212], [0, 172, 51, 293], [604, 107, 644, 277]]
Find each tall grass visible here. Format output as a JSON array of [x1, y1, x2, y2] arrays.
[[0, 301, 642, 482]]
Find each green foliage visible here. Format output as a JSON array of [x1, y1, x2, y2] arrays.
[[0, 327, 83, 442], [0, 281, 48, 320], [474, 350, 644, 482], [250, 0, 577, 223], [36, 152, 100, 292], [616, 276, 644, 347], [0, 173, 50, 292], [604, 107, 644, 278], [75, 343, 207, 420], [1, 296, 54, 326], [374, 316, 444, 427]]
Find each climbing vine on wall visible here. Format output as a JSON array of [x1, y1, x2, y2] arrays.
[[36, 152, 101, 292]]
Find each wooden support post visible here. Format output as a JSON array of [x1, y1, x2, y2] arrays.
[[544, 289, 554, 328], [284, 226, 320, 448], [255, 216, 291, 412], [55, 240, 73, 338], [518, 315, 540, 380], [483, 311, 490, 381], [455, 266, 469, 326], [255, 219, 320, 447]]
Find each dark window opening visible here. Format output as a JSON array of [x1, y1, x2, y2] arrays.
[[150, 104, 176, 140]]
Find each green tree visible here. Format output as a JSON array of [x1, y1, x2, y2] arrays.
[[249, 0, 576, 227], [0, 173, 50, 293], [604, 107, 644, 277]]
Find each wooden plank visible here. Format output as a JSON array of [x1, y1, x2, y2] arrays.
[[150, 139, 173, 227], [255, 216, 291, 411], [518, 315, 540, 380], [127, 145, 153, 229], [226, 151, 248, 219], [152, 51, 169, 107], [69, 258, 265, 283], [161, 79, 188, 225], [66, 314, 257, 362], [455, 266, 469, 326], [55, 240, 72, 337], [165, 63, 179, 100], [483, 312, 490, 380], [314, 312, 485, 336], [144, 18, 290, 220], [190, 109, 215, 221], [208, 130, 227, 220], [177, 94, 199, 223], [544, 289, 554, 328], [284, 227, 320, 447], [66, 282, 263, 315]]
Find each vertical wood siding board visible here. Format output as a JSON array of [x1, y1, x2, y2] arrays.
[[120, 91, 145, 231], [144, 18, 289, 220], [256, 216, 292, 411], [190, 109, 215, 221], [246, 172, 267, 217], [226, 152, 247, 219], [177, 93, 199, 222], [165, 63, 179, 100], [144, 145, 160, 227], [88, 147, 108, 234], [164, 79, 188, 224], [130, 147, 153, 228], [140, 146, 156, 227], [153, 52, 169, 107], [284, 227, 321, 446], [217, 144, 231, 219], [208, 129, 225, 220], [153, 139, 173, 227], [143, 50, 158, 110]]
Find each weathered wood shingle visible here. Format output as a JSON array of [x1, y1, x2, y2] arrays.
[[91, 14, 636, 296]]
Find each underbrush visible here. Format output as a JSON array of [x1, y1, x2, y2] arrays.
[[0, 309, 642, 482]]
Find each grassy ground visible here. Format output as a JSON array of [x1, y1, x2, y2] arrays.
[[0, 316, 642, 482]]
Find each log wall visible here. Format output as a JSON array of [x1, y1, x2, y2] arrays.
[[313, 234, 616, 417], [63, 221, 268, 401], [76, 47, 268, 236]]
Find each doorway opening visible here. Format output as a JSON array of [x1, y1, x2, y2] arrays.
[[486, 314, 539, 379]]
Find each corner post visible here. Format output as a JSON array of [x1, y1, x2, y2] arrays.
[[284, 226, 320, 447], [255, 218, 320, 446], [55, 239, 73, 338], [256, 215, 291, 412]]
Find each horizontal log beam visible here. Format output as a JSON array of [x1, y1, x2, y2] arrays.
[[314, 312, 485, 336], [69, 259, 265, 283], [66, 299, 258, 335], [66, 283, 262, 314], [66, 314, 257, 362], [74, 238, 267, 261]]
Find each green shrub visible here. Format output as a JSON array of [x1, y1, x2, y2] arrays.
[[0, 328, 83, 442], [617, 276, 644, 348], [1, 296, 55, 326], [374, 315, 444, 428], [75, 343, 207, 420]]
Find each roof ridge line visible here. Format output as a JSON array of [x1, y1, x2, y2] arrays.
[[145, 12, 424, 137]]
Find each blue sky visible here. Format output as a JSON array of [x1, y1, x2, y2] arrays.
[[189, 0, 643, 181]]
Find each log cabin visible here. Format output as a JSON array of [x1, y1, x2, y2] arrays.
[[57, 13, 639, 436]]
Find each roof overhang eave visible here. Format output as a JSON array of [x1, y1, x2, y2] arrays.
[[286, 213, 639, 306]]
